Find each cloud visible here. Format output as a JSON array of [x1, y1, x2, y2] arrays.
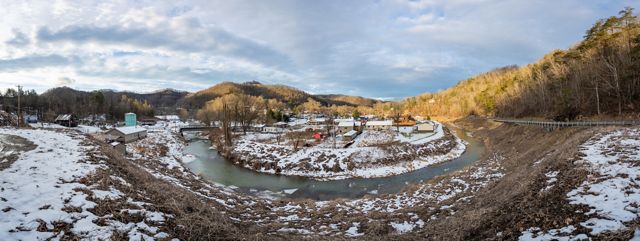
[[0, 55, 73, 71], [0, 0, 638, 99], [5, 30, 30, 46], [55, 77, 76, 87], [35, 19, 291, 68]]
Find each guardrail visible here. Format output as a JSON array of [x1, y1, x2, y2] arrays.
[[492, 119, 640, 130]]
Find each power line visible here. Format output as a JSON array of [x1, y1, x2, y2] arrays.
[[17, 85, 22, 128]]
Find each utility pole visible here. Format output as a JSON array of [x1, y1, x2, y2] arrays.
[[17, 85, 22, 128]]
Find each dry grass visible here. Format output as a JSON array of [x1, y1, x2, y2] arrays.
[[70, 118, 637, 240], [90, 140, 268, 241], [388, 118, 606, 240]]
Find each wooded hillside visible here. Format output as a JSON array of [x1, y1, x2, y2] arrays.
[[180, 81, 380, 109], [405, 8, 640, 120]]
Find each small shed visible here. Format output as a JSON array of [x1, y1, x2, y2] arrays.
[[417, 123, 436, 132], [110, 141, 126, 155], [105, 126, 147, 143], [55, 114, 78, 127]]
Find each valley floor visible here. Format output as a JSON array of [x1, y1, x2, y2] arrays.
[[0, 118, 638, 240], [222, 123, 466, 180]]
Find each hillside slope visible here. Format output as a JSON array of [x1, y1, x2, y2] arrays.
[[405, 8, 640, 120], [41, 87, 188, 109], [180, 81, 380, 109]]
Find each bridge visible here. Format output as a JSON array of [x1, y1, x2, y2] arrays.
[[178, 125, 220, 133], [493, 119, 640, 130]]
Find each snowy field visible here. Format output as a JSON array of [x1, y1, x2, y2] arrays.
[[519, 128, 640, 240], [228, 123, 465, 180], [6, 122, 637, 238], [0, 129, 173, 240]]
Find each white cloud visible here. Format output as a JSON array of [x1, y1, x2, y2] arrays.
[[0, 0, 637, 99]]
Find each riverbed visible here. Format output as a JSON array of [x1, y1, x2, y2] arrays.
[[183, 127, 484, 200]]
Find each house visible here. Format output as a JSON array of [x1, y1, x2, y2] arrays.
[[364, 120, 393, 131], [417, 122, 436, 132], [307, 118, 327, 125], [139, 118, 157, 126], [81, 114, 107, 125], [273, 121, 289, 128], [338, 121, 362, 134], [333, 118, 354, 124], [251, 124, 266, 132], [343, 130, 359, 142], [358, 114, 376, 121], [414, 116, 429, 121], [55, 114, 78, 127], [264, 126, 285, 133], [287, 118, 308, 126], [155, 115, 180, 122], [105, 126, 148, 143], [394, 114, 417, 133]]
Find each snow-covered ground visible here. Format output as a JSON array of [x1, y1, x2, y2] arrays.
[[75, 125, 103, 134], [0, 128, 172, 240], [28, 122, 65, 129], [228, 123, 465, 180], [119, 122, 506, 237], [519, 128, 640, 240], [0, 121, 510, 239]]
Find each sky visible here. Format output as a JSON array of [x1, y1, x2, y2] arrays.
[[0, 0, 638, 100]]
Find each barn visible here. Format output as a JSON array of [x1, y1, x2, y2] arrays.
[[55, 114, 78, 127]]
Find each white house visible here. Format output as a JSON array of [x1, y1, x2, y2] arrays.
[[105, 126, 148, 143], [307, 118, 327, 125], [398, 125, 417, 134], [288, 118, 308, 126], [417, 122, 436, 132], [252, 124, 266, 132], [364, 120, 393, 131], [155, 115, 180, 122], [334, 118, 354, 123], [273, 121, 289, 128], [264, 126, 286, 133]]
